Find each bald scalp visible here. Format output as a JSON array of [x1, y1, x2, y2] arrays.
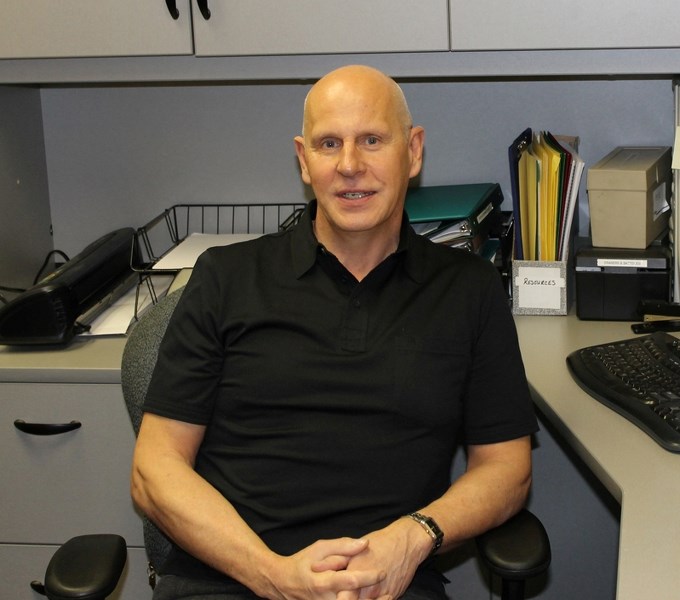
[[301, 65, 413, 139]]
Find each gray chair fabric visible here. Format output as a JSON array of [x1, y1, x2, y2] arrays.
[[121, 287, 185, 576]]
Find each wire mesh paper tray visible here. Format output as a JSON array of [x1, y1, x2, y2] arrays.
[[131, 203, 306, 313]]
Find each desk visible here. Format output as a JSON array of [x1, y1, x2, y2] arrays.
[[1, 316, 678, 599], [0, 336, 149, 599], [515, 314, 680, 600], [0, 336, 126, 383]]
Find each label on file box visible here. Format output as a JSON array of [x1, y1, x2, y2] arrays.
[[575, 246, 669, 272], [514, 265, 565, 309], [596, 258, 648, 269], [512, 260, 568, 316]]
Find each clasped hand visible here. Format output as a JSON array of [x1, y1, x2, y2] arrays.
[[272, 520, 425, 600]]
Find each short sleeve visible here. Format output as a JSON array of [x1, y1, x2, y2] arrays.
[[143, 251, 227, 424], [461, 269, 538, 445]]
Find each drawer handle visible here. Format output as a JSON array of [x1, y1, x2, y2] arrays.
[[14, 419, 82, 436], [196, 0, 211, 20], [30, 581, 46, 594], [165, 0, 180, 19]]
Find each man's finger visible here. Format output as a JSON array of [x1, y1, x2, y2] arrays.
[[312, 554, 352, 572], [327, 568, 387, 593]]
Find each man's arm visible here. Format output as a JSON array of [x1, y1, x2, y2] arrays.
[[337, 436, 533, 599], [426, 435, 533, 549], [131, 412, 388, 600]]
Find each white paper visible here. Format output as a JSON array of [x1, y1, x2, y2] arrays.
[[78, 275, 173, 337], [153, 233, 262, 270], [514, 265, 565, 310], [673, 126, 680, 169]]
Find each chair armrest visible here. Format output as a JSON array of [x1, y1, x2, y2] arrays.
[[476, 509, 551, 581], [44, 534, 127, 600]]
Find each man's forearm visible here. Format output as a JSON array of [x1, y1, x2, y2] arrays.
[[131, 414, 388, 600], [418, 436, 532, 553], [131, 420, 279, 596], [339, 436, 532, 600]]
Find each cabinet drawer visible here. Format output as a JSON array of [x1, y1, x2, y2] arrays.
[[0, 383, 142, 545], [0, 543, 151, 600]]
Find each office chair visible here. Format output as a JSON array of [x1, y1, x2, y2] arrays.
[[119, 287, 551, 598], [477, 509, 551, 600], [34, 533, 127, 600]]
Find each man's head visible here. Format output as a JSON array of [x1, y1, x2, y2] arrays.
[[294, 65, 424, 250]]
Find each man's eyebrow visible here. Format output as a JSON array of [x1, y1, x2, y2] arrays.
[[359, 129, 393, 142], [310, 131, 336, 141], [308, 126, 393, 144]]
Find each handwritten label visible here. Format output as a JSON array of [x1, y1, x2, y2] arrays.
[[514, 265, 565, 310]]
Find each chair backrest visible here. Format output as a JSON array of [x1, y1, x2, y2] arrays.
[[121, 287, 185, 574]]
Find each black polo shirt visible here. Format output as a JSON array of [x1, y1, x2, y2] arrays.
[[144, 201, 537, 580]]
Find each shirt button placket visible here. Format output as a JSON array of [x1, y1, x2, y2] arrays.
[[340, 291, 368, 352]]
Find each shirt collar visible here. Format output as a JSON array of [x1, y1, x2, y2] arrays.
[[291, 200, 425, 283], [291, 201, 321, 278]]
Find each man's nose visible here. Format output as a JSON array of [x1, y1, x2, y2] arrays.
[[337, 143, 364, 176]]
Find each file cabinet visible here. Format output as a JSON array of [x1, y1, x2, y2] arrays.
[[0, 378, 150, 598]]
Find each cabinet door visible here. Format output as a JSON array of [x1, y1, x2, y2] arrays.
[[0, 0, 193, 59], [0, 383, 143, 546], [450, 0, 680, 50], [192, 0, 449, 56]]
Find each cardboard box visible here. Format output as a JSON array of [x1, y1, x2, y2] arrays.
[[587, 146, 672, 249]]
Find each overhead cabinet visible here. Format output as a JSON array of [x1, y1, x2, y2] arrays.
[[1, 0, 677, 69], [191, 0, 450, 56], [0, 0, 449, 60], [0, 1, 193, 59], [449, 0, 680, 50]]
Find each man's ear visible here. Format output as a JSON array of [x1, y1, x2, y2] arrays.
[[294, 136, 312, 185], [408, 126, 425, 179]]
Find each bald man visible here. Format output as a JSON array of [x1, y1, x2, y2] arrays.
[[132, 65, 537, 600]]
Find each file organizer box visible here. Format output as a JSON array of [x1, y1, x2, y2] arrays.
[[131, 203, 306, 314], [511, 260, 569, 316], [587, 146, 672, 249], [574, 245, 671, 320]]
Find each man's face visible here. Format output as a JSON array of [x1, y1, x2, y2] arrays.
[[294, 72, 424, 244]]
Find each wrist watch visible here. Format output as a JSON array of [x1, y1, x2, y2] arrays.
[[406, 512, 444, 556]]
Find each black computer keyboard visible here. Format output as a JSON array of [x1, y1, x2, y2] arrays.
[[566, 332, 680, 453]]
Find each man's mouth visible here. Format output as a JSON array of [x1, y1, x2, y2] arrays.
[[341, 191, 374, 200]]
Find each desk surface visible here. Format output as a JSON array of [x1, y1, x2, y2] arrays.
[[0, 336, 126, 384], [1, 315, 678, 599], [515, 314, 680, 600]]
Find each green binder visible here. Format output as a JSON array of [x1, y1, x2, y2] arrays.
[[405, 183, 503, 244]]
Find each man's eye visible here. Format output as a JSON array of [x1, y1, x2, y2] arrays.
[[365, 136, 380, 146], [321, 140, 339, 149]]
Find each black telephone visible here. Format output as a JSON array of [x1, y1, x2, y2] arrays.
[[0, 228, 135, 345]]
